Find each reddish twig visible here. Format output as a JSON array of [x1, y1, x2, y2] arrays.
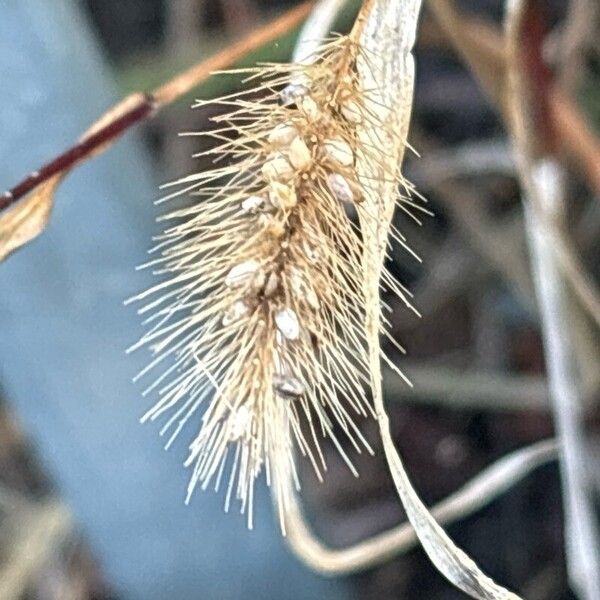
[[0, 96, 155, 211], [519, 0, 556, 154]]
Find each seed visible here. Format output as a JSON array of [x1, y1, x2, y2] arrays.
[[279, 83, 308, 107], [230, 405, 252, 441], [257, 213, 286, 237], [288, 137, 312, 171], [268, 124, 298, 148], [222, 301, 249, 326], [265, 218, 286, 239], [300, 96, 319, 120], [327, 173, 354, 204], [340, 99, 362, 124], [302, 239, 319, 262], [262, 156, 294, 182], [251, 269, 267, 290], [323, 138, 354, 167], [269, 182, 297, 210], [275, 308, 300, 340], [264, 272, 279, 297], [225, 260, 260, 287], [291, 270, 320, 310], [305, 289, 320, 310], [241, 195, 265, 213], [273, 374, 305, 399]]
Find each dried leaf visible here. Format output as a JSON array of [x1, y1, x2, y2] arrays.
[[356, 1, 522, 597], [0, 175, 63, 261], [0, 93, 148, 263]]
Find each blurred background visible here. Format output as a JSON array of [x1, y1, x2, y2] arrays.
[[0, 0, 599, 598]]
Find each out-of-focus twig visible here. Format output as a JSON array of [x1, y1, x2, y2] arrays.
[[558, 0, 599, 91], [410, 126, 536, 310], [388, 363, 549, 411], [220, 0, 259, 35], [426, 0, 600, 200], [506, 2, 600, 598], [426, 0, 508, 112], [0, 501, 73, 600], [165, 0, 202, 55], [293, 0, 349, 62], [551, 88, 600, 196]]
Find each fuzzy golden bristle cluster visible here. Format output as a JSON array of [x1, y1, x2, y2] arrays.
[[129, 37, 420, 526]]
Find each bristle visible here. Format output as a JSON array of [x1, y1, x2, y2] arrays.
[[132, 37, 420, 526]]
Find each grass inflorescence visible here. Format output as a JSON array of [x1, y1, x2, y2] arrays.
[[129, 36, 423, 528]]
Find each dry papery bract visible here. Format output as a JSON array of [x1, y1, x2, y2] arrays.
[[129, 36, 424, 528]]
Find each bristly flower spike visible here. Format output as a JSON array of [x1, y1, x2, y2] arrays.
[[128, 28, 423, 529]]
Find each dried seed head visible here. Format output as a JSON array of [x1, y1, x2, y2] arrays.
[[327, 172, 355, 204], [130, 35, 419, 527], [273, 374, 305, 399], [288, 137, 312, 171], [275, 308, 300, 340]]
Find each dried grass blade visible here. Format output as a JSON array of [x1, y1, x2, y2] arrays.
[[357, 1, 521, 597]]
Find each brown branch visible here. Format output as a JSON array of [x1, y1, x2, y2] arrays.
[[551, 89, 600, 196], [518, 1, 556, 154], [0, 1, 315, 215]]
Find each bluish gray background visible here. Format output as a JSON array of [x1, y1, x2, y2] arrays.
[[0, 1, 347, 598]]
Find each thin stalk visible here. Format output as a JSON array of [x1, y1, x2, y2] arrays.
[[506, 1, 600, 596]]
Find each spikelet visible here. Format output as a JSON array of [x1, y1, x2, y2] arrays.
[[128, 33, 423, 528]]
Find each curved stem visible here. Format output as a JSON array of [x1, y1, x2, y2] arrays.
[[284, 440, 556, 575]]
